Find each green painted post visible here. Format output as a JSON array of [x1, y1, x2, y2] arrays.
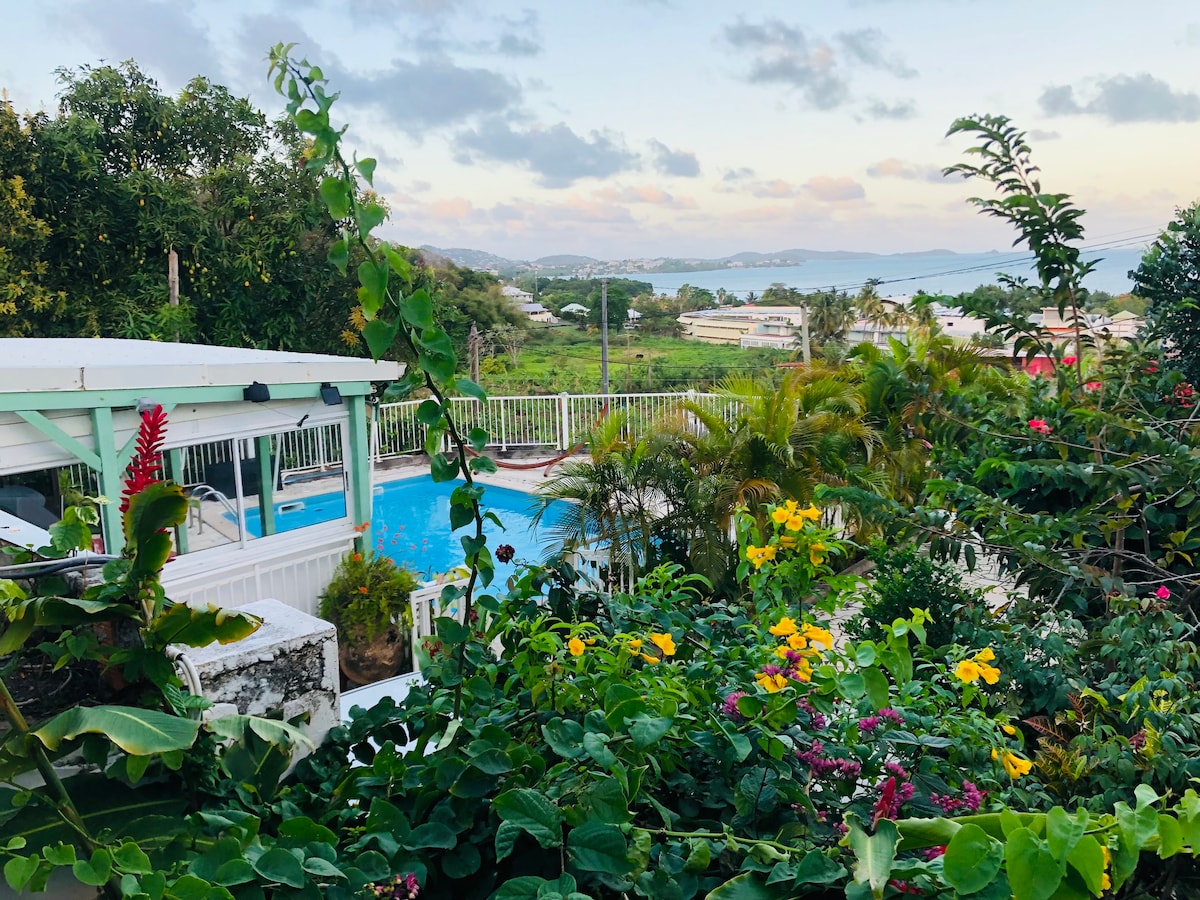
[[90, 407, 125, 553], [166, 447, 190, 554], [255, 435, 276, 536], [346, 394, 373, 549]]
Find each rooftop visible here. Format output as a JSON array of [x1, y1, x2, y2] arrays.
[[0, 338, 403, 393]]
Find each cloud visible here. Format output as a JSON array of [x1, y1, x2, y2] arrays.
[[804, 176, 866, 202], [1028, 128, 1061, 141], [649, 139, 700, 177], [750, 179, 803, 199], [454, 118, 641, 187], [867, 157, 946, 183], [491, 9, 542, 57], [722, 18, 913, 110], [596, 184, 698, 209], [1038, 73, 1200, 123], [836, 29, 916, 78], [863, 98, 917, 120], [723, 166, 756, 182], [65, 0, 218, 86], [343, 58, 522, 133]]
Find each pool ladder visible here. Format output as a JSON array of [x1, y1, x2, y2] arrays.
[[186, 484, 238, 533]]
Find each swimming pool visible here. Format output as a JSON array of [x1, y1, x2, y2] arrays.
[[241, 477, 571, 580]]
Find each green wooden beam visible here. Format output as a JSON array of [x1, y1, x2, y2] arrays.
[[346, 394, 373, 550], [14, 410, 101, 469], [255, 435, 276, 537], [166, 447, 190, 555], [89, 407, 124, 553], [0, 381, 375, 413]]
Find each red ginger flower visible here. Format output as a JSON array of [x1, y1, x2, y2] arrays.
[[120, 404, 168, 513]]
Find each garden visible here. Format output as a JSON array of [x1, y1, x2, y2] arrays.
[[1, 49, 1200, 900]]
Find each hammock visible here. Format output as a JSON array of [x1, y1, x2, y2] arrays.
[[464, 401, 610, 475]]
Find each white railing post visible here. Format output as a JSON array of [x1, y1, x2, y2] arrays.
[[559, 393, 570, 450]]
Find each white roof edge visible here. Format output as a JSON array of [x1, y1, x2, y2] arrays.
[[0, 339, 404, 393]]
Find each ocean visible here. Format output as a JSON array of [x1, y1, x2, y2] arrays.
[[639, 247, 1147, 300]]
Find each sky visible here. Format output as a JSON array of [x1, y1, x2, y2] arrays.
[[3, 1, 1199, 261]]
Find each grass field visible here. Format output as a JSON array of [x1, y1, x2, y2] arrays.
[[479, 324, 789, 394]]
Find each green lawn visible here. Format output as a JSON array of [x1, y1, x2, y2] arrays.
[[479, 325, 788, 394]]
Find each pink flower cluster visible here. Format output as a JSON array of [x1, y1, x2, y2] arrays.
[[369, 873, 419, 899], [796, 739, 861, 781], [872, 775, 915, 823], [797, 697, 827, 730], [931, 780, 985, 815], [1028, 418, 1052, 435], [722, 691, 749, 721], [1156, 585, 1172, 600]]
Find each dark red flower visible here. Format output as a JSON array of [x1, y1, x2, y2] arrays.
[[496, 544, 516, 563]]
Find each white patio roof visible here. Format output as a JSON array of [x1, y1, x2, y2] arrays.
[[0, 339, 403, 394]]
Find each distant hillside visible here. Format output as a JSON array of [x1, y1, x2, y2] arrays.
[[421, 244, 966, 276], [535, 254, 599, 266]]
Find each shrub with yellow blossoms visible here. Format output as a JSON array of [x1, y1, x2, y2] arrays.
[[738, 499, 843, 611]]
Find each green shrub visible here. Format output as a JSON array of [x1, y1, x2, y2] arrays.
[[849, 541, 982, 648]]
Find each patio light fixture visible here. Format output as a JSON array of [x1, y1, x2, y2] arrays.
[[243, 382, 271, 403], [319, 383, 343, 406]]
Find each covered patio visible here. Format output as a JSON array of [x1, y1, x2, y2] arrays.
[[0, 338, 402, 614]]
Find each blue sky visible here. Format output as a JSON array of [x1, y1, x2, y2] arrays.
[[4, 1, 1199, 260]]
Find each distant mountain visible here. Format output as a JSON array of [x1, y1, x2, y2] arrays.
[[421, 244, 969, 277], [535, 254, 599, 266]]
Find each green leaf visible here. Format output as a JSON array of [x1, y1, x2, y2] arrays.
[[492, 788, 564, 848], [1158, 814, 1184, 858], [123, 482, 187, 566], [417, 399, 443, 426], [468, 427, 489, 453], [1066, 835, 1106, 896], [327, 238, 349, 274], [214, 859, 256, 886], [357, 202, 386, 234], [149, 602, 261, 648], [495, 821, 523, 862], [33, 706, 199, 755], [457, 378, 487, 402], [792, 850, 845, 885], [362, 318, 399, 361], [4, 856, 38, 891], [383, 245, 412, 282], [943, 823, 1002, 894], [252, 847, 306, 888], [403, 822, 458, 851], [861, 668, 890, 709], [319, 176, 351, 220], [567, 823, 629, 876], [205, 714, 314, 750], [71, 850, 111, 887], [469, 456, 498, 474], [704, 871, 780, 899], [442, 842, 482, 880], [837, 672, 866, 700], [1005, 828, 1063, 900], [543, 718, 586, 759], [357, 258, 389, 313], [431, 453, 461, 482], [628, 715, 673, 750], [1045, 807, 1087, 861], [401, 289, 435, 330], [111, 842, 152, 875], [355, 157, 377, 185], [845, 814, 899, 898]]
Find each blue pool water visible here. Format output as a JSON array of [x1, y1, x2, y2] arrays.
[[241, 477, 571, 580]]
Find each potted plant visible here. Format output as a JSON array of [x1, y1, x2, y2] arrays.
[[318, 550, 417, 685]]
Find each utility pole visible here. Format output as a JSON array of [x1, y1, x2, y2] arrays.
[[467, 323, 481, 383], [800, 304, 811, 364], [600, 278, 610, 395], [168, 248, 180, 341]]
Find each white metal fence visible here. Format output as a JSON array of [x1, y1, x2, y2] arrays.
[[373, 391, 737, 460]]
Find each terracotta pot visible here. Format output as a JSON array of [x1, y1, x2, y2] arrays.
[[338, 624, 410, 686]]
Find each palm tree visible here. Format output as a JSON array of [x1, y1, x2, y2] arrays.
[[808, 289, 857, 345], [680, 366, 884, 523], [856, 279, 888, 346]]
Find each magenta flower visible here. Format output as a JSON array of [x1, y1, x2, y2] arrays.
[[857, 716, 881, 733], [722, 691, 749, 721], [1156, 585, 1171, 600]]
